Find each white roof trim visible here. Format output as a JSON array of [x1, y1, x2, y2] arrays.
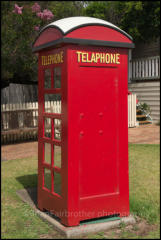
[[40, 16, 132, 40]]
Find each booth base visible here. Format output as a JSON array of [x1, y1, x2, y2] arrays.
[[16, 188, 136, 238]]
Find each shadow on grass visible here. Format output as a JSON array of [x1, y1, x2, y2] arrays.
[[16, 174, 38, 206], [16, 174, 61, 223]]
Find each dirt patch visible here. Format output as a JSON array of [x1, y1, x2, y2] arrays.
[[102, 217, 158, 239], [39, 232, 63, 239], [1, 124, 160, 161], [132, 218, 158, 237], [128, 124, 160, 144], [1, 141, 38, 161]]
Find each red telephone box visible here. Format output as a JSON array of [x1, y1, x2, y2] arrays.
[[32, 16, 134, 227]]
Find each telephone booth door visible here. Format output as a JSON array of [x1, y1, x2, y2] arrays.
[[66, 45, 130, 222], [37, 47, 68, 222]]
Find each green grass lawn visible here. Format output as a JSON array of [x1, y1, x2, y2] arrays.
[[129, 144, 160, 225], [1, 144, 160, 239]]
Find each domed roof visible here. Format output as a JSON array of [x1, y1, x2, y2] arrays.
[[32, 16, 134, 52], [40, 16, 132, 40]]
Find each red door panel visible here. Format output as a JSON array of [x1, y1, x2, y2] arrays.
[[78, 66, 119, 197]]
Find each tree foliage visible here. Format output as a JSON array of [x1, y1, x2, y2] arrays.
[[1, 1, 85, 88], [115, 1, 160, 43], [1, 1, 54, 88], [1, 1, 160, 88], [49, 1, 85, 20], [84, 1, 160, 42]]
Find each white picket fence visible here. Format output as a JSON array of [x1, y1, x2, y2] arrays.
[[128, 94, 137, 127], [1, 101, 61, 130], [130, 56, 160, 81], [1, 96, 136, 143]]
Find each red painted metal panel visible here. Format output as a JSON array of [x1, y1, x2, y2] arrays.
[[67, 45, 129, 224], [33, 24, 132, 50], [66, 25, 132, 43], [33, 28, 63, 47]]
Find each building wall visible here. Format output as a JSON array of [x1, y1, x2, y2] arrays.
[[132, 38, 160, 58], [129, 37, 160, 123], [128, 81, 160, 123], [1, 83, 38, 104]]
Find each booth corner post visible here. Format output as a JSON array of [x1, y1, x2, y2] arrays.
[[32, 16, 134, 227]]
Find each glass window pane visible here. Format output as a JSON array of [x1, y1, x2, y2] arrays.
[[44, 118, 51, 138], [44, 69, 51, 88], [54, 145, 61, 168], [53, 172, 61, 195], [54, 119, 61, 140], [54, 67, 61, 88], [44, 143, 51, 164], [44, 94, 61, 113], [44, 168, 51, 190]]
